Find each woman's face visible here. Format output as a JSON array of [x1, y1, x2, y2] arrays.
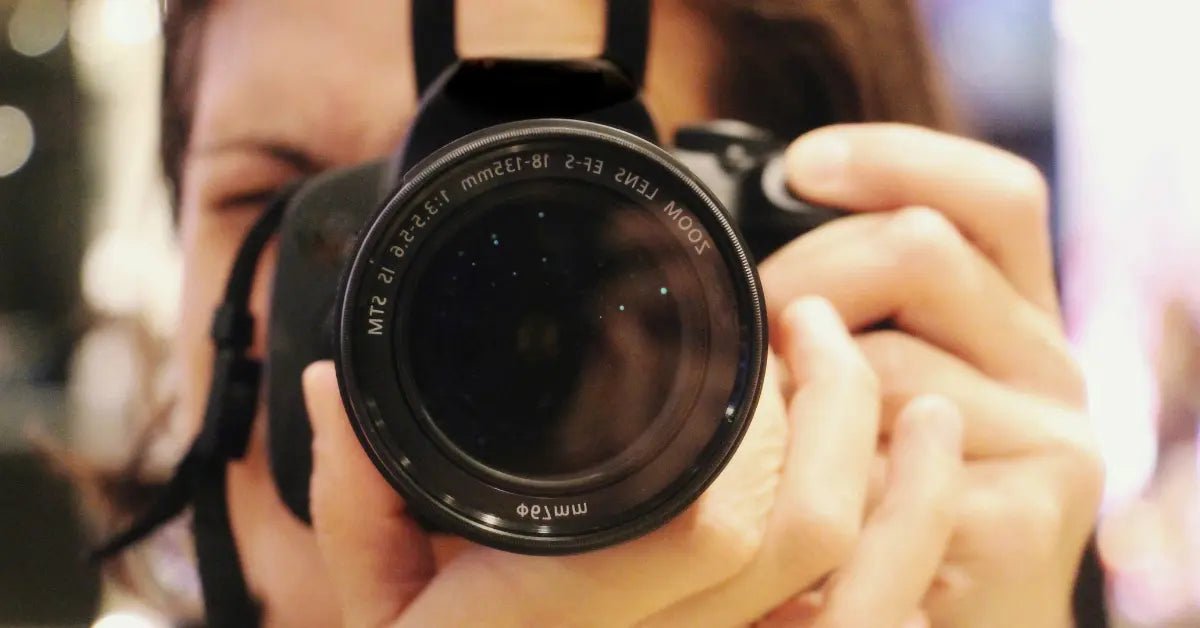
[[174, 0, 720, 623]]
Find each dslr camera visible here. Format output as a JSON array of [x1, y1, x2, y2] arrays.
[[262, 0, 839, 554]]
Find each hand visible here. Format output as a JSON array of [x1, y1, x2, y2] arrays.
[[757, 123, 1105, 627], [302, 292, 962, 627], [642, 300, 964, 628]]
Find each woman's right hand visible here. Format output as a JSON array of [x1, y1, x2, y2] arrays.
[[302, 295, 963, 628]]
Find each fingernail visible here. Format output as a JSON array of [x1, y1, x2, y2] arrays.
[[301, 360, 337, 436], [905, 395, 963, 455], [783, 296, 838, 337], [786, 130, 851, 195]]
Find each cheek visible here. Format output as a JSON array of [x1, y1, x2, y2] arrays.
[[250, 242, 279, 359], [174, 207, 279, 436], [177, 211, 340, 622], [228, 410, 340, 628]]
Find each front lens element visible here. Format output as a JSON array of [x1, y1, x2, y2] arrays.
[[406, 179, 706, 485]]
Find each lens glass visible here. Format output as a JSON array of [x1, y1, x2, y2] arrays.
[[404, 178, 710, 482]]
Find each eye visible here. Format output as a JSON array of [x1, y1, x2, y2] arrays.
[[201, 157, 312, 215], [194, 140, 324, 215], [214, 186, 287, 212]]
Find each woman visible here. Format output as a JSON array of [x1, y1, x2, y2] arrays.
[[152, 0, 1103, 624]]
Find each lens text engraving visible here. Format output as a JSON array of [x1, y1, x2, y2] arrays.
[[662, 201, 713, 255], [613, 167, 659, 201], [516, 501, 589, 521], [460, 154, 551, 191]]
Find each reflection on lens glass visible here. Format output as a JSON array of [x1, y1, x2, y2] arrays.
[[404, 179, 710, 480]]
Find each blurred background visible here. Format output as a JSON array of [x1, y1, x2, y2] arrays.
[[1, 0, 1197, 625]]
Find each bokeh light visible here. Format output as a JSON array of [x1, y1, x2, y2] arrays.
[[7, 0, 69, 58], [91, 609, 165, 628], [0, 105, 35, 177]]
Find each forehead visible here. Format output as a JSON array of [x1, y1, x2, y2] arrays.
[[191, 0, 414, 160], [190, 0, 609, 160]]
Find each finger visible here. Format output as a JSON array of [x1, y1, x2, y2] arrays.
[[753, 597, 931, 624], [755, 590, 823, 626], [429, 533, 474, 571], [924, 469, 1085, 628], [784, 123, 1057, 314], [856, 330, 1092, 456], [902, 611, 932, 628], [305, 361, 435, 627], [817, 395, 963, 628], [400, 369, 790, 626], [759, 206, 1082, 403], [643, 296, 880, 627], [777, 296, 880, 565], [758, 596, 929, 628]]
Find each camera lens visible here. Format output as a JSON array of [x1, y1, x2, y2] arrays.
[[338, 120, 765, 553], [405, 179, 707, 489]]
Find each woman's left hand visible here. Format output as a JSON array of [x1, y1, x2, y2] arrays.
[[753, 123, 1104, 627]]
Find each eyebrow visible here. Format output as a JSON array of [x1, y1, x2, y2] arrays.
[[190, 137, 328, 173]]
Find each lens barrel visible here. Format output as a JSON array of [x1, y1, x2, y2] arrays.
[[337, 119, 766, 554]]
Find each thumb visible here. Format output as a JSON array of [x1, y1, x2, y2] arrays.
[[304, 360, 434, 627]]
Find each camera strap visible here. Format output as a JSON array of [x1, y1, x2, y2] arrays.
[[412, 0, 652, 93], [90, 189, 292, 626]]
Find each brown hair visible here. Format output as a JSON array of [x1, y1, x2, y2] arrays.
[[161, 0, 208, 202], [159, 0, 953, 200]]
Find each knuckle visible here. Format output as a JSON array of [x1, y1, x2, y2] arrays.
[[462, 553, 575, 626], [1013, 323, 1089, 406], [928, 564, 973, 601], [675, 504, 764, 580], [856, 330, 915, 388], [1061, 358, 1090, 408], [1003, 489, 1064, 559], [779, 498, 860, 569], [887, 206, 967, 272], [1007, 157, 1051, 219], [1059, 435, 1107, 514]]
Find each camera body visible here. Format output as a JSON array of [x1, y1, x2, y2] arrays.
[[265, 57, 840, 553]]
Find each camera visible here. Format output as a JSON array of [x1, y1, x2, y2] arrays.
[[262, 3, 841, 555]]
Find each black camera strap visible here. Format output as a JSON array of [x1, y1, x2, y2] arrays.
[[602, 0, 651, 87], [413, 0, 652, 93], [91, 189, 292, 626]]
